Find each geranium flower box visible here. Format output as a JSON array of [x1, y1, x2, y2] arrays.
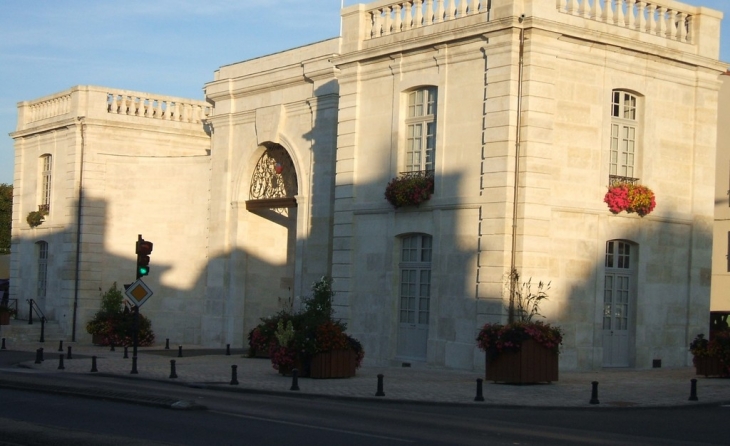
[[485, 338, 559, 384], [310, 349, 357, 379]]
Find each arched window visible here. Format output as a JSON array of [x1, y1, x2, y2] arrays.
[[36, 241, 48, 299], [609, 90, 640, 184], [39, 154, 52, 213], [405, 87, 437, 173]]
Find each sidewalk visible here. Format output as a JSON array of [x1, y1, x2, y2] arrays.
[[2, 339, 730, 408]]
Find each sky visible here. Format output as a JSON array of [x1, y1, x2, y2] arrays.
[[1, 0, 728, 186]]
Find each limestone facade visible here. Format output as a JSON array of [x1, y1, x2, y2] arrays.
[[9, 0, 727, 371]]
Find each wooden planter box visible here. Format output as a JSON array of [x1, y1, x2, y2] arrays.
[[0, 312, 9, 325], [486, 338, 559, 384], [310, 350, 357, 379], [693, 356, 726, 377]]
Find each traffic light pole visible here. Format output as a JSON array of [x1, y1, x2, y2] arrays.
[[131, 304, 139, 374]]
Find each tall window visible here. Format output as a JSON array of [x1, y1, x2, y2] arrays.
[[609, 91, 639, 181], [37, 241, 48, 299], [40, 154, 52, 212], [399, 234, 432, 325], [405, 88, 437, 173]]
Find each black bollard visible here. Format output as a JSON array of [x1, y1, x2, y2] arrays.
[[689, 378, 698, 401], [474, 378, 485, 402], [34, 348, 42, 364], [110, 343, 115, 352], [376, 374, 385, 397], [67, 345, 72, 360], [123, 346, 129, 359], [1, 338, 5, 350], [58, 340, 63, 352], [90, 356, 98, 373], [589, 381, 600, 405], [39, 347, 44, 362], [290, 369, 300, 391], [57, 354, 65, 370], [178, 345, 183, 358], [165, 338, 170, 350], [230, 365, 239, 385], [131, 356, 138, 374], [226, 344, 231, 356], [169, 360, 178, 379]]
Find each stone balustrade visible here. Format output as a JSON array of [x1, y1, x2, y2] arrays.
[[556, 0, 694, 43], [27, 94, 72, 123], [366, 0, 488, 39], [107, 92, 212, 124]]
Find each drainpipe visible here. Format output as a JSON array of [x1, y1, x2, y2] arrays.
[[71, 116, 85, 341], [508, 16, 525, 323]]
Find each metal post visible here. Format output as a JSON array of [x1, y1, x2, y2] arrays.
[[90, 356, 98, 373], [67, 345, 72, 360], [376, 374, 385, 396], [1, 338, 6, 350], [124, 346, 129, 359], [230, 365, 239, 385], [290, 369, 300, 391], [165, 338, 170, 349], [226, 344, 231, 356], [689, 378, 698, 401], [28, 300, 33, 325], [590, 381, 600, 404], [58, 340, 63, 352], [131, 356, 138, 374], [57, 354, 65, 370], [178, 345, 183, 357], [39, 317, 45, 342], [169, 360, 178, 379], [34, 348, 42, 364], [474, 378, 485, 402]]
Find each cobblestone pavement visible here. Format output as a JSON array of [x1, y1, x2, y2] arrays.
[[2, 340, 730, 408]]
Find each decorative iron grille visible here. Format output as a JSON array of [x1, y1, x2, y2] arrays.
[[608, 175, 639, 186], [249, 145, 298, 200]]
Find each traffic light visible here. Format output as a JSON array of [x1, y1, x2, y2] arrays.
[[135, 236, 153, 280]]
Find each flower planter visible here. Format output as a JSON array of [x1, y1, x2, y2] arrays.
[[0, 312, 9, 325], [693, 356, 726, 377], [485, 338, 559, 384], [310, 350, 357, 379]]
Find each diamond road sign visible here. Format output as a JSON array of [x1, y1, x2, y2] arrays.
[[124, 279, 153, 307]]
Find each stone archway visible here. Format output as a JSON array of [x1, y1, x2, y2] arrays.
[[240, 143, 299, 338]]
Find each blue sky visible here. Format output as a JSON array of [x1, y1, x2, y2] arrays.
[[1, 0, 728, 185]]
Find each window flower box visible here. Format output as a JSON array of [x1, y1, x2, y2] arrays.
[[693, 356, 725, 377], [384, 170, 434, 208], [604, 181, 656, 217]]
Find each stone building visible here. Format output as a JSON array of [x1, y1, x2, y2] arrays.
[[9, 0, 726, 371]]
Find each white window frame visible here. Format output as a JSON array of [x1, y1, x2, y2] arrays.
[[609, 90, 639, 181], [40, 154, 52, 213], [405, 88, 437, 173]]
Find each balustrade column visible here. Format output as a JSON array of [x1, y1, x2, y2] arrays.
[[668, 9, 678, 39], [677, 13, 686, 42], [404, 2, 413, 30], [384, 6, 392, 36], [568, 0, 578, 14], [646, 3, 656, 34], [602, 0, 611, 23], [446, 0, 455, 20], [459, 0, 467, 17], [636, 2, 646, 32], [425, 0, 434, 25], [435, 0, 444, 22], [415, 0, 423, 28], [394, 4, 402, 34], [655, 6, 666, 37], [626, 0, 636, 28], [470, 0, 479, 15], [614, 0, 624, 26]]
